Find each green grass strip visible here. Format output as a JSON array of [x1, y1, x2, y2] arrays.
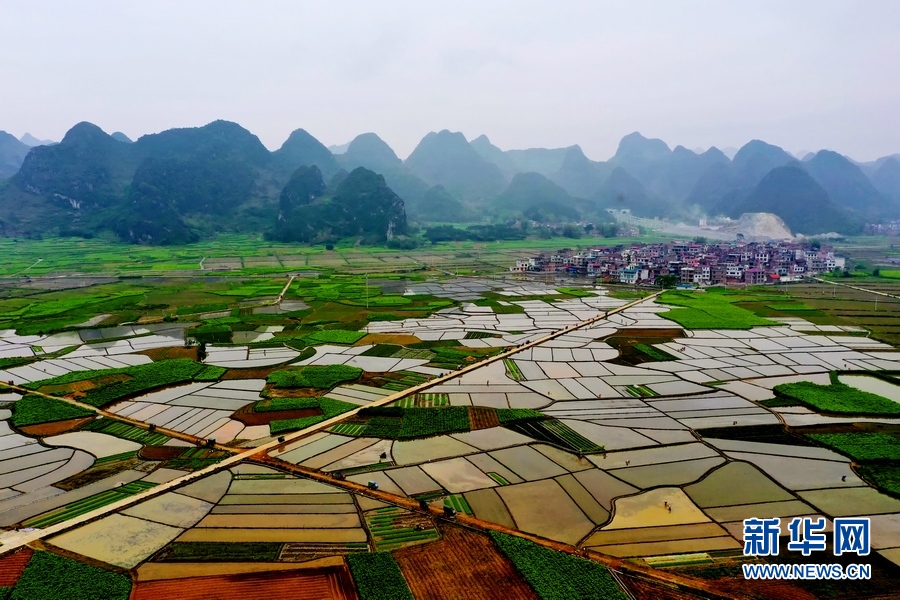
[[488, 472, 509, 485], [444, 494, 472, 515], [94, 451, 138, 465], [24, 481, 157, 528]]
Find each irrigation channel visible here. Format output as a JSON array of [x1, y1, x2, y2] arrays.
[[0, 291, 740, 598]]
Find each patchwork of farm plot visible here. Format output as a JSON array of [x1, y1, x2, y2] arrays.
[[366, 289, 627, 344], [0, 400, 201, 533], [3, 276, 900, 597], [107, 379, 269, 444], [0, 352, 153, 386], [261, 295, 900, 569], [203, 345, 301, 368], [290, 343, 447, 378], [39, 462, 440, 576], [0, 324, 190, 365]]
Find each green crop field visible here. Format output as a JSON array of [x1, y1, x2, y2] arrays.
[[303, 329, 367, 345], [363, 505, 440, 551], [24, 481, 156, 528], [489, 532, 627, 600], [24, 359, 209, 408], [254, 396, 320, 412], [346, 406, 551, 440], [10, 395, 94, 427], [506, 418, 604, 453], [658, 290, 775, 329], [444, 494, 473, 515], [267, 397, 356, 435], [10, 551, 132, 600], [626, 384, 658, 397], [806, 432, 900, 461], [472, 298, 526, 314], [775, 374, 900, 415], [346, 552, 414, 600], [0, 358, 33, 370], [361, 344, 403, 358], [397, 406, 470, 438], [158, 542, 282, 562], [81, 418, 170, 445], [857, 463, 900, 497], [329, 423, 367, 435], [357, 416, 403, 438], [266, 364, 362, 389], [556, 286, 594, 297], [192, 365, 227, 381], [766, 303, 816, 311], [503, 358, 525, 381], [633, 343, 676, 361], [92, 450, 138, 466]]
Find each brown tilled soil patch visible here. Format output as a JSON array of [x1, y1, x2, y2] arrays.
[[604, 328, 684, 339], [132, 567, 356, 600], [55, 456, 144, 491], [359, 371, 400, 388], [0, 547, 33, 586], [138, 346, 199, 361], [617, 572, 711, 600], [139, 446, 186, 461], [356, 333, 421, 346], [704, 576, 819, 600], [19, 417, 94, 437], [394, 525, 537, 600], [469, 407, 500, 430], [137, 315, 165, 325], [222, 367, 278, 380], [232, 404, 322, 426], [136, 556, 345, 581], [39, 374, 131, 395], [266, 387, 324, 399]]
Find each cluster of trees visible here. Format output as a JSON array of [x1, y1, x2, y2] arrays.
[[423, 223, 527, 243]]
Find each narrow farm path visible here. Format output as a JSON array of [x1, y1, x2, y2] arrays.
[[812, 276, 900, 300], [10, 258, 42, 277], [273, 274, 297, 305]]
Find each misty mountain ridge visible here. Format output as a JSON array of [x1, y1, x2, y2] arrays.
[[495, 172, 590, 223], [405, 129, 507, 200], [1, 119, 898, 243]]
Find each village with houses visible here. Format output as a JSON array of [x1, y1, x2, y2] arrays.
[[510, 240, 847, 286]]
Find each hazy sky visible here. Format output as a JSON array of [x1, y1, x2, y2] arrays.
[[2, 1, 898, 161]]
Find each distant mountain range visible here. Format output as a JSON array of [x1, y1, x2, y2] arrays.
[[19, 133, 56, 147], [1, 121, 898, 244]]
